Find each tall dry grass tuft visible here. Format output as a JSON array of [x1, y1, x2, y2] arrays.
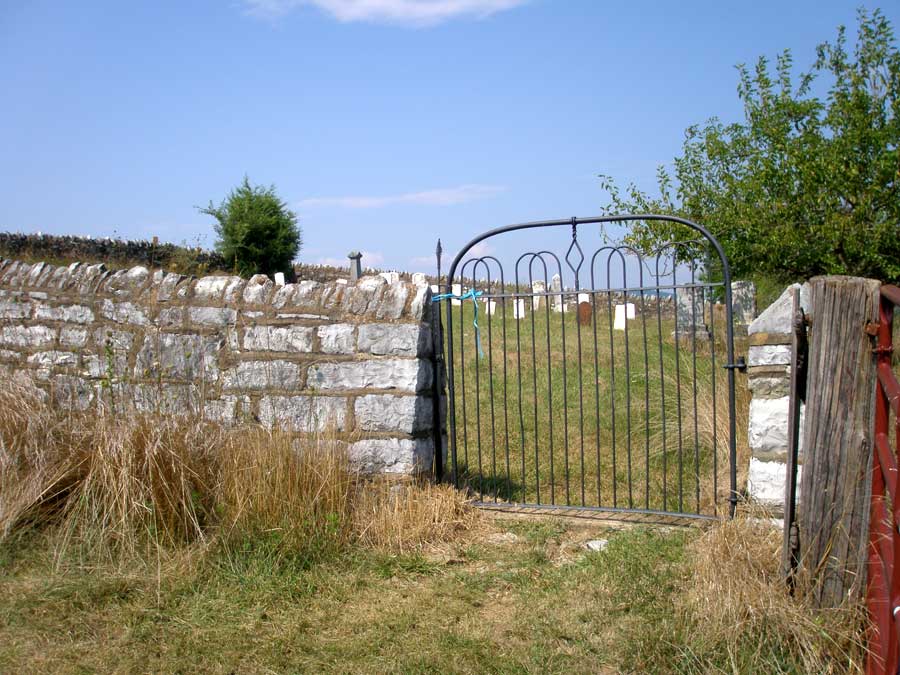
[[353, 481, 478, 553], [216, 427, 355, 551], [680, 511, 866, 673], [0, 375, 478, 564]]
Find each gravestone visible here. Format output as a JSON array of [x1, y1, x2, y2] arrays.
[[731, 280, 757, 329], [483, 299, 497, 316], [532, 280, 545, 310], [550, 274, 565, 313], [411, 272, 427, 286], [348, 251, 363, 281], [513, 299, 526, 319], [675, 287, 707, 337], [451, 283, 462, 307]]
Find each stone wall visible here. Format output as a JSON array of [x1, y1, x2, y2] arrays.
[[746, 283, 809, 510], [0, 258, 437, 475]]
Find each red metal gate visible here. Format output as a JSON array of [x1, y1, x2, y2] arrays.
[[868, 284, 900, 675]]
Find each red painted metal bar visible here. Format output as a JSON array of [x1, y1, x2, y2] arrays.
[[868, 288, 899, 675]]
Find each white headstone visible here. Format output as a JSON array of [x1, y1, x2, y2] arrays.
[[431, 284, 440, 294], [483, 299, 497, 316], [274, 272, 286, 287], [451, 283, 462, 306], [625, 302, 636, 319], [513, 299, 527, 319], [411, 272, 427, 286], [550, 274, 564, 313], [577, 292, 590, 304], [532, 280, 545, 310], [614, 304, 627, 331], [336, 278, 348, 285]]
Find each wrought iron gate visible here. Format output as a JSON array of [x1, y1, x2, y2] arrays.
[[436, 215, 740, 520]]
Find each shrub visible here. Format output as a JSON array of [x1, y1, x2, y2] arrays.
[[200, 177, 302, 278]]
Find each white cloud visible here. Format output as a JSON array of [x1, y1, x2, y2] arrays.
[[315, 250, 385, 267], [243, 0, 526, 26], [296, 184, 505, 210]]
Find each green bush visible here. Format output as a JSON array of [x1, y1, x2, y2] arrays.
[[200, 177, 302, 278]]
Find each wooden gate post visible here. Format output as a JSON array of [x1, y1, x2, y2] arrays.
[[798, 275, 881, 607]]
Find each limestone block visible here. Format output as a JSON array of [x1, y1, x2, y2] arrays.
[[203, 395, 251, 424], [0, 299, 31, 319], [223, 277, 246, 304], [243, 274, 274, 304], [379, 272, 400, 284], [193, 276, 232, 301], [354, 394, 432, 434], [258, 395, 347, 432], [748, 396, 805, 456], [100, 299, 149, 326], [189, 306, 238, 327], [131, 384, 199, 415], [272, 284, 297, 309], [93, 328, 134, 352], [317, 324, 356, 354], [348, 438, 434, 474], [84, 353, 128, 379], [748, 374, 790, 398], [748, 457, 801, 507], [222, 360, 302, 391], [158, 307, 185, 327], [410, 283, 431, 322], [243, 325, 314, 353], [293, 280, 322, 307], [307, 359, 432, 393], [0, 325, 56, 349], [357, 323, 431, 357], [134, 333, 221, 381], [77, 264, 108, 294], [376, 283, 409, 320], [27, 351, 78, 368], [748, 345, 792, 367], [51, 375, 94, 410], [156, 273, 184, 302], [34, 304, 94, 324], [343, 276, 386, 315], [748, 282, 810, 335]]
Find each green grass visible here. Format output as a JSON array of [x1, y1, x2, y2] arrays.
[[2, 516, 858, 674], [0, 522, 714, 674], [443, 292, 749, 517]]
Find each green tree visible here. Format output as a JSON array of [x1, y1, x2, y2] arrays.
[[601, 8, 900, 285], [200, 177, 302, 278]]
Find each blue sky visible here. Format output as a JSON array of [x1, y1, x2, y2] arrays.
[[1, 0, 896, 273]]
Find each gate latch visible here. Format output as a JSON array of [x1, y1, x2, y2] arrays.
[[724, 356, 747, 373]]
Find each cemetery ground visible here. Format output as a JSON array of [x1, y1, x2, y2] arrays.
[[0, 379, 865, 673]]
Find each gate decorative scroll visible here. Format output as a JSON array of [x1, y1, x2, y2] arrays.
[[439, 215, 741, 520]]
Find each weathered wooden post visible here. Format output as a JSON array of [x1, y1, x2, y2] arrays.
[[797, 275, 880, 607]]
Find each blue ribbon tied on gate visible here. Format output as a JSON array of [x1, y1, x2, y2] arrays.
[[432, 288, 485, 359]]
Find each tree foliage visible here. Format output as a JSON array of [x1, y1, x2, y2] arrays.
[[601, 8, 900, 283], [201, 177, 302, 278]]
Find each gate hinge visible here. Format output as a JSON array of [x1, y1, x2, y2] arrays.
[[874, 344, 894, 356], [724, 356, 747, 372]]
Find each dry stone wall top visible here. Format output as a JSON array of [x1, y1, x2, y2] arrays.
[[0, 258, 437, 476]]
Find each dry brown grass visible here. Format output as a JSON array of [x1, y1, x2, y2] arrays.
[[679, 509, 867, 673], [0, 376, 476, 564]]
